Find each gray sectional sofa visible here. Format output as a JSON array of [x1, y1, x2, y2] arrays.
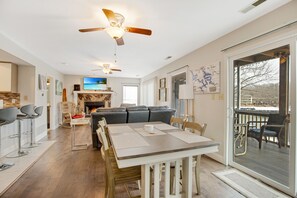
[[91, 106, 176, 148]]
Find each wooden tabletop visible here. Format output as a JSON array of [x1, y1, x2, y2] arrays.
[[108, 122, 219, 160]]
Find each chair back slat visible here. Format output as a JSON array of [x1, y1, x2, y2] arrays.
[[183, 121, 207, 136], [97, 126, 109, 151], [170, 116, 186, 129]]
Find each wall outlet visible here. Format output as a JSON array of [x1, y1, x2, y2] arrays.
[[12, 99, 16, 103]]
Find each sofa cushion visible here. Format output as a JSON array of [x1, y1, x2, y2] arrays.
[[127, 108, 149, 123], [126, 106, 148, 111], [96, 107, 126, 112], [120, 103, 136, 108], [149, 109, 176, 124], [148, 106, 169, 110]]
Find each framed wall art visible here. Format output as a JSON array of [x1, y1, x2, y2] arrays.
[[190, 61, 221, 94], [38, 74, 47, 90], [159, 88, 167, 102], [159, 78, 166, 88], [55, 80, 63, 95]]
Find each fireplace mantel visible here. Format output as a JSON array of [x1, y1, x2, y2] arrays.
[[73, 91, 113, 94], [73, 91, 113, 106]]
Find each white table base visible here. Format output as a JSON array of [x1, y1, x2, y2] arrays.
[[140, 157, 195, 198]]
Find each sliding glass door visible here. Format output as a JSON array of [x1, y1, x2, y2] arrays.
[[228, 39, 296, 195]]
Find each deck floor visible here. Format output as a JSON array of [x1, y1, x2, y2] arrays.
[[234, 138, 289, 186]]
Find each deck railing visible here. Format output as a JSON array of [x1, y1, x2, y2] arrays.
[[234, 109, 288, 146]]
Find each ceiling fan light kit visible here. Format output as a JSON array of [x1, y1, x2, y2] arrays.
[[79, 8, 152, 45], [106, 26, 125, 39]]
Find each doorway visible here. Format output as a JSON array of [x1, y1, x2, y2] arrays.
[[46, 76, 54, 130], [171, 72, 186, 117], [228, 41, 295, 195]]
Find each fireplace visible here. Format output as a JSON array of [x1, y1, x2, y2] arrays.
[[74, 91, 112, 113], [84, 101, 105, 115]]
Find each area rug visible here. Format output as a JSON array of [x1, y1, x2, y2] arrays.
[[0, 141, 56, 196], [213, 169, 290, 198]]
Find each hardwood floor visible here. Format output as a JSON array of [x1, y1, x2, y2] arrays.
[[1, 125, 244, 198]]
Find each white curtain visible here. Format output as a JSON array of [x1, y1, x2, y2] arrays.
[[141, 77, 156, 106]]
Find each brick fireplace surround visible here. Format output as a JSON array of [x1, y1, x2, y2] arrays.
[[73, 91, 113, 113]]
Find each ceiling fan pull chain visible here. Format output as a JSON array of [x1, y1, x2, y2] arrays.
[[114, 44, 117, 64]]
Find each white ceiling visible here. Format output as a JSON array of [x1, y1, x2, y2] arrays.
[[0, 0, 291, 78]]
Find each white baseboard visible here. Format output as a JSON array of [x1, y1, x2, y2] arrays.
[[206, 153, 226, 165], [36, 130, 47, 142]]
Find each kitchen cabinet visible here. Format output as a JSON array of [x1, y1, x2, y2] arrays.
[[0, 62, 18, 92]]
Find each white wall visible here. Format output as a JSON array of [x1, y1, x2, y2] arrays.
[[64, 75, 140, 107], [141, 1, 297, 164], [18, 65, 35, 105]]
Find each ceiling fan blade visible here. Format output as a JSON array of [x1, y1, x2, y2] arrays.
[[111, 68, 122, 72], [125, 27, 152, 36], [79, 27, 105, 32], [102, 9, 116, 23], [116, 37, 124, 46]]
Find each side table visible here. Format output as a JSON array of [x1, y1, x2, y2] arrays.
[[70, 117, 90, 151]]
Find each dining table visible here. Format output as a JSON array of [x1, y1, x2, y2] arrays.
[[107, 122, 219, 198]]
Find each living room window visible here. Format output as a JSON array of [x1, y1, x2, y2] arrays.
[[123, 85, 138, 105]]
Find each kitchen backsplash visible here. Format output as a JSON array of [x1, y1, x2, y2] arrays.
[[0, 92, 20, 108]]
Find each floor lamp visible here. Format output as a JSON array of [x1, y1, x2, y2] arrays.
[[179, 84, 194, 121]]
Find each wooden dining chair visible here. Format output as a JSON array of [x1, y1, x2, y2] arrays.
[[170, 116, 186, 129], [97, 125, 141, 198], [183, 121, 207, 195]]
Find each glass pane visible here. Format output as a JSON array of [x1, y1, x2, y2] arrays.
[[123, 86, 138, 105], [233, 45, 290, 187]]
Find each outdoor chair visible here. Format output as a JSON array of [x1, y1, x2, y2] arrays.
[[247, 114, 287, 149]]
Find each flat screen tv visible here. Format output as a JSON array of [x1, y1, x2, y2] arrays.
[[83, 77, 107, 90]]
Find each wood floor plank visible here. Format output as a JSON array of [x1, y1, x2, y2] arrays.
[[1, 125, 244, 198]]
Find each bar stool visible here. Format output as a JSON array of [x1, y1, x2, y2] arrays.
[[0, 107, 18, 170], [6, 104, 34, 158], [26, 106, 43, 147]]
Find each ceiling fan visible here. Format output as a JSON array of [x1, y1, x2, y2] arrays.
[[79, 8, 152, 45], [92, 64, 122, 74]]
